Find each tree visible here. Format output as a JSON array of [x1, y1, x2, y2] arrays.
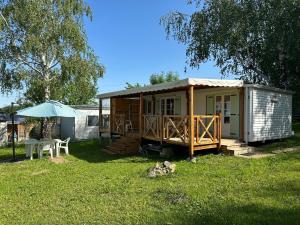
[[0, 0, 104, 136], [161, 0, 300, 90], [125, 71, 180, 89], [150, 71, 179, 85], [125, 82, 143, 89], [0, 0, 104, 104]]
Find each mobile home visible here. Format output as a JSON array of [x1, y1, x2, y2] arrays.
[[98, 78, 293, 156]]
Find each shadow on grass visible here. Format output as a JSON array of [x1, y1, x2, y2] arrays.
[[250, 122, 300, 152], [152, 201, 300, 225], [69, 139, 221, 164]]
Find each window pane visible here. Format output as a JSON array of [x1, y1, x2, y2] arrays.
[[166, 98, 174, 115], [224, 95, 230, 123], [161, 99, 165, 115], [87, 116, 99, 126], [215, 96, 222, 114], [147, 101, 152, 114]]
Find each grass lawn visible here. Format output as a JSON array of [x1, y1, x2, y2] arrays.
[[0, 126, 299, 225]]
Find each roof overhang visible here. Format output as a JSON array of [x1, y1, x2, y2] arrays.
[[97, 78, 244, 99], [244, 84, 294, 94]]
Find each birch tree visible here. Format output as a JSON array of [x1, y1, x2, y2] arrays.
[[0, 0, 104, 103]]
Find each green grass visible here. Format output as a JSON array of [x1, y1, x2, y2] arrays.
[[0, 136, 300, 224]]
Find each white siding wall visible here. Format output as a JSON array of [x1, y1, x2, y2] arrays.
[[0, 122, 7, 145], [249, 88, 293, 142], [75, 109, 99, 140]]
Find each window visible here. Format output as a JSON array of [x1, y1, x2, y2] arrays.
[[161, 99, 165, 115], [166, 98, 174, 115], [215, 96, 222, 114], [147, 100, 152, 114], [160, 97, 179, 115], [87, 116, 99, 126], [224, 95, 230, 124], [144, 99, 153, 115]]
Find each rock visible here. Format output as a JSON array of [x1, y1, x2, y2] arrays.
[[187, 157, 197, 163], [190, 157, 197, 163], [163, 161, 171, 167], [147, 161, 176, 178]]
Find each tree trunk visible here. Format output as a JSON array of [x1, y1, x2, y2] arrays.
[[41, 72, 51, 139]]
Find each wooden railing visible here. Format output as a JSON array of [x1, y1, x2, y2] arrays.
[[163, 115, 189, 144], [112, 114, 125, 134], [194, 115, 221, 145], [143, 115, 161, 139], [99, 114, 110, 132], [142, 114, 221, 146]]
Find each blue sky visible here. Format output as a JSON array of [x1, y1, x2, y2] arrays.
[[0, 0, 225, 107]]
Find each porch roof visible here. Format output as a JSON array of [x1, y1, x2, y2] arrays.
[[97, 78, 244, 99]]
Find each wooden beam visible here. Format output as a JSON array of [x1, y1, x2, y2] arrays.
[[189, 85, 194, 158], [110, 98, 113, 135], [139, 93, 144, 137], [99, 98, 102, 138]]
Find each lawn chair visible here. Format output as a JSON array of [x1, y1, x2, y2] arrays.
[[125, 120, 133, 133], [38, 140, 54, 159], [57, 137, 70, 155]]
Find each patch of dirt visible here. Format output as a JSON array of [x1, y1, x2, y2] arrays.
[[238, 152, 275, 158], [50, 157, 69, 164], [32, 169, 49, 176], [272, 147, 300, 154]]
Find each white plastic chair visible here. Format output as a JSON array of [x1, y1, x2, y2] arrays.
[[57, 137, 70, 155], [38, 140, 54, 159], [125, 120, 133, 132]]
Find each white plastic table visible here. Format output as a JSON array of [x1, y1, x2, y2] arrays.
[[25, 139, 39, 160], [25, 139, 62, 159]]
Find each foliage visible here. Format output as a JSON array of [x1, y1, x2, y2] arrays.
[[161, 0, 300, 90], [149, 71, 180, 85], [0, 0, 104, 104], [125, 82, 143, 89], [0, 137, 300, 224], [125, 71, 180, 89]]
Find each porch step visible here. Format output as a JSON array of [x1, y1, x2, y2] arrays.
[[225, 146, 256, 156], [103, 136, 141, 156]]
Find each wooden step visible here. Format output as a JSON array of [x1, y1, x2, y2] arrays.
[[103, 135, 141, 156], [103, 148, 119, 155]]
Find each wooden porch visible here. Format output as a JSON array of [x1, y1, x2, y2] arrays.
[[143, 114, 222, 150], [99, 87, 222, 156]]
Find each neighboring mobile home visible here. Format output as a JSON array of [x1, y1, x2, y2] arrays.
[[98, 78, 293, 156], [60, 105, 109, 140], [0, 112, 30, 145]]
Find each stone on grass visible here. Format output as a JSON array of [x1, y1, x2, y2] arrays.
[[147, 161, 176, 178]]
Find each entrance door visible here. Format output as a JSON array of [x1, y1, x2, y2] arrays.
[[214, 94, 239, 138], [215, 95, 230, 137], [230, 94, 239, 138]]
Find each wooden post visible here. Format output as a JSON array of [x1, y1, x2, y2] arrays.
[[189, 85, 194, 158], [139, 93, 144, 137], [218, 113, 222, 149], [110, 98, 113, 136], [99, 98, 102, 138]]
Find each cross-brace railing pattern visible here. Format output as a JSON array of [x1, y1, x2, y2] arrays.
[[194, 115, 221, 145], [143, 115, 161, 139], [113, 114, 125, 134], [163, 115, 189, 143]]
